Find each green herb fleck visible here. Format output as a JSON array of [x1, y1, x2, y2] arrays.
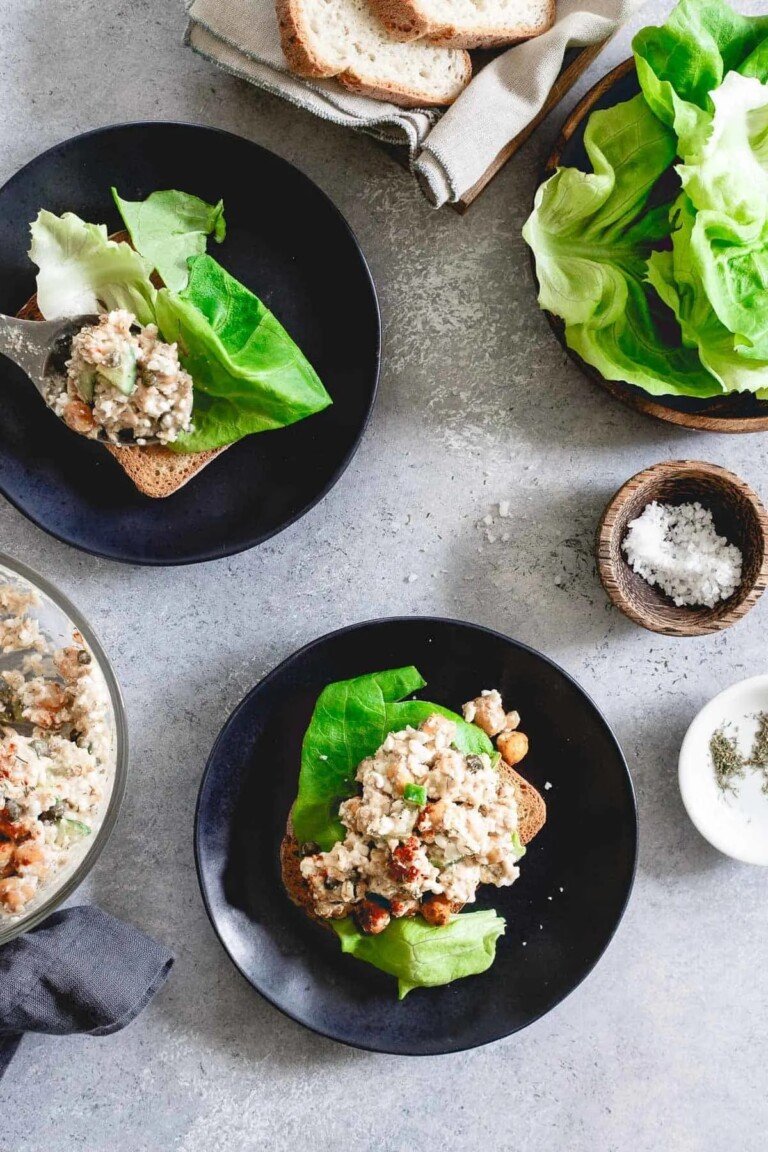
[[746, 712, 768, 795], [710, 724, 745, 797]]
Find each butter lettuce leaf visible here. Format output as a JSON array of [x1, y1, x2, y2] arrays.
[[333, 911, 505, 999], [292, 667, 492, 851], [29, 210, 157, 324], [523, 94, 719, 397], [112, 188, 226, 293], [676, 72, 768, 227], [155, 255, 331, 453], [292, 669, 503, 997], [633, 0, 768, 129], [647, 197, 768, 392]]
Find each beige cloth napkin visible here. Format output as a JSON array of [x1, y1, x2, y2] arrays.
[[186, 0, 646, 207]]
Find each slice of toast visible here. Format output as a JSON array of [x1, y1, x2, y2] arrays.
[[281, 758, 546, 929], [277, 0, 472, 107], [19, 230, 224, 500], [370, 0, 554, 49]]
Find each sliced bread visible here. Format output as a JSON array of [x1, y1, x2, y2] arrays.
[[19, 230, 224, 500], [281, 758, 546, 927], [277, 0, 472, 107], [370, 0, 555, 49]]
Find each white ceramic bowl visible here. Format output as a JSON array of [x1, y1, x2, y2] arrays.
[[679, 675, 768, 865]]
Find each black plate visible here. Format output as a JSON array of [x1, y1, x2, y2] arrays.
[[0, 123, 380, 564], [539, 63, 768, 430], [195, 618, 637, 1055]]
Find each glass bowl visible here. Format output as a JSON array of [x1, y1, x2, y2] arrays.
[[0, 553, 127, 945]]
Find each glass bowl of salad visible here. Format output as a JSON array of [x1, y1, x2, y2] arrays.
[[0, 553, 127, 945]]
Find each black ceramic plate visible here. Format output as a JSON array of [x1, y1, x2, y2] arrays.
[[0, 123, 379, 564], [195, 618, 637, 1055]]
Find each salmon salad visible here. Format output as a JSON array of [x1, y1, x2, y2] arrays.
[[299, 690, 529, 935], [0, 582, 115, 918]]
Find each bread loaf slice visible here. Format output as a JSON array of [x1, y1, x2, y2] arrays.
[[281, 758, 546, 928], [18, 231, 225, 499], [277, 0, 472, 107], [370, 0, 554, 49]]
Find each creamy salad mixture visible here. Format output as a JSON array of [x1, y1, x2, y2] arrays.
[[0, 582, 115, 919], [45, 309, 194, 446], [300, 690, 528, 934]]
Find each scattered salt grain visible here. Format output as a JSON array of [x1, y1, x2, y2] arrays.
[[406, 573, 418, 583], [621, 501, 742, 608], [498, 501, 510, 519], [544, 781, 552, 790], [553, 576, 563, 587]]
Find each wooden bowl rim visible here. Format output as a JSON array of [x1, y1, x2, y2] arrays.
[[538, 59, 768, 434], [596, 460, 768, 637]]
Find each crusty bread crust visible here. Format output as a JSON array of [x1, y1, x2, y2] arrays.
[[18, 230, 225, 500], [102, 442, 225, 499], [276, 0, 471, 107], [281, 759, 546, 926], [370, 0, 555, 49], [276, 0, 337, 77], [336, 59, 471, 107]]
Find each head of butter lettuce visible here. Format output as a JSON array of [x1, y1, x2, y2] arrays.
[[523, 0, 768, 399], [291, 667, 507, 999], [28, 189, 331, 452]]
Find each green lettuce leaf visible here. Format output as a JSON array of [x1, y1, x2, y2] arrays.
[[676, 72, 768, 227], [333, 910, 505, 999], [29, 210, 157, 324], [633, 0, 768, 128], [291, 667, 492, 851], [112, 188, 226, 293], [293, 668, 506, 997], [661, 72, 768, 359], [647, 200, 768, 392], [522, 94, 719, 397], [154, 255, 331, 453]]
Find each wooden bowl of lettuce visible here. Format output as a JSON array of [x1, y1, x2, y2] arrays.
[[524, 0, 768, 433]]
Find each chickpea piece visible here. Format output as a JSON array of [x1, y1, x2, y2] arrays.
[[463, 691, 507, 737], [498, 730, 529, 767], [420, 894, 453, 927], [355, 898, 391, 935]]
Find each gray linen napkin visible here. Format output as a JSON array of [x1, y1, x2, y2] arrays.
[[0, 905, 174, 1079], [185, 0, 646, 207]]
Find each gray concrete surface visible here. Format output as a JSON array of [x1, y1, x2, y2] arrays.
[[1, 1, 766, 1148]]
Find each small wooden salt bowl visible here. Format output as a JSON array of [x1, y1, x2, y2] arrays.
[[597, 461, 768, 637]]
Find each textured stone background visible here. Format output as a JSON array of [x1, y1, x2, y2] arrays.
[[1, 1, 766, 1148]]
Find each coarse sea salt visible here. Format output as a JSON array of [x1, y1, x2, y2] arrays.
[[621, 500, 742, 608]]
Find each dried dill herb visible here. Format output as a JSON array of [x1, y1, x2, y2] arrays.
[[710, 725, 746, 796], [746, 711, 768, 795]]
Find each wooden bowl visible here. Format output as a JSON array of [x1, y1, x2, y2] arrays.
[[597, 461, 768, 637], [539, 59, 768, 434]]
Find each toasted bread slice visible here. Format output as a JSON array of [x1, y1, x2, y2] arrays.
[[370, 0, 554, 48], [277, 0, 471, 107], [19, 230, 224, 499], [281, 758, 546, 929]]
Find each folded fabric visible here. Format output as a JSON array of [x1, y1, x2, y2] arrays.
[[186, 0, 645, 207], [0, 905, 174, 1080]]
